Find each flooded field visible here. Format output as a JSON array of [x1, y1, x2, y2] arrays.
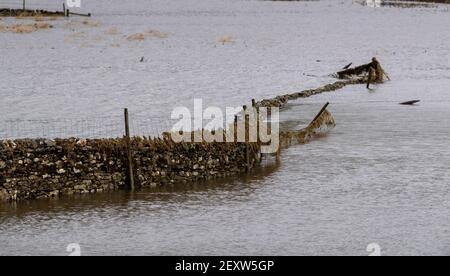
[[1, 0, 450, 255]]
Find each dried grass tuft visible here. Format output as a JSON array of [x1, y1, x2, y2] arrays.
[[217, 35, 235, 44], [10, 24, 36, 33], [126, 33, 146, 41], [33, 16, 45, 21], [1, 22, 53, 33], [105, 27, 120, 35], [126, 29, 168, 41], [34, 22, 52, 29], [145, 29, 168, 38]]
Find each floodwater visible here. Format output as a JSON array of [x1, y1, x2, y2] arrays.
[[1, 0, 450, 255]]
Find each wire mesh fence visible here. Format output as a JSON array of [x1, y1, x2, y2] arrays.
[[0, 113, 176, 140], [0, 0, 64, 11]]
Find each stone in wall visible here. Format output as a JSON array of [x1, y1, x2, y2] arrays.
[[0, 188, 9, 202]]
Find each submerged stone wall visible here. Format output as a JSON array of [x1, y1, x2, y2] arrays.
[[1, 61, 379, 202], [0, 138, 260, 202], [256, 78, 366, 109]]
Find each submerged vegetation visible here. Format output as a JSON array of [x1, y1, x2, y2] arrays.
[[0, 22, 53, 33]]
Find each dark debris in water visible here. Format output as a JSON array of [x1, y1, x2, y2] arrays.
[[400, 100, 421, 105]]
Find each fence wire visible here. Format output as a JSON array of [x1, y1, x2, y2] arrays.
[[0, 114, 176, 140]]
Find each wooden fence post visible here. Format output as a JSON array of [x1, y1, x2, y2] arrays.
[[124, 108, 135, 191], [310, 102, 330, 126], [234, 115, 238, 142], [256, 106, 262, 163], [367, 67, 374, 89], [256, 106, 260, 143], [243, 105, 248, 141], [245, 114, 250, 172]]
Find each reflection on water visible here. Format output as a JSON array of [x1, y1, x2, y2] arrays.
[[1, 166, 281, 222], [1, 0, 450, 256], [0, 164, 282, 256]]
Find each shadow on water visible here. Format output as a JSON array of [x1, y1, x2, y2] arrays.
[[0, 162, 282, 218]]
